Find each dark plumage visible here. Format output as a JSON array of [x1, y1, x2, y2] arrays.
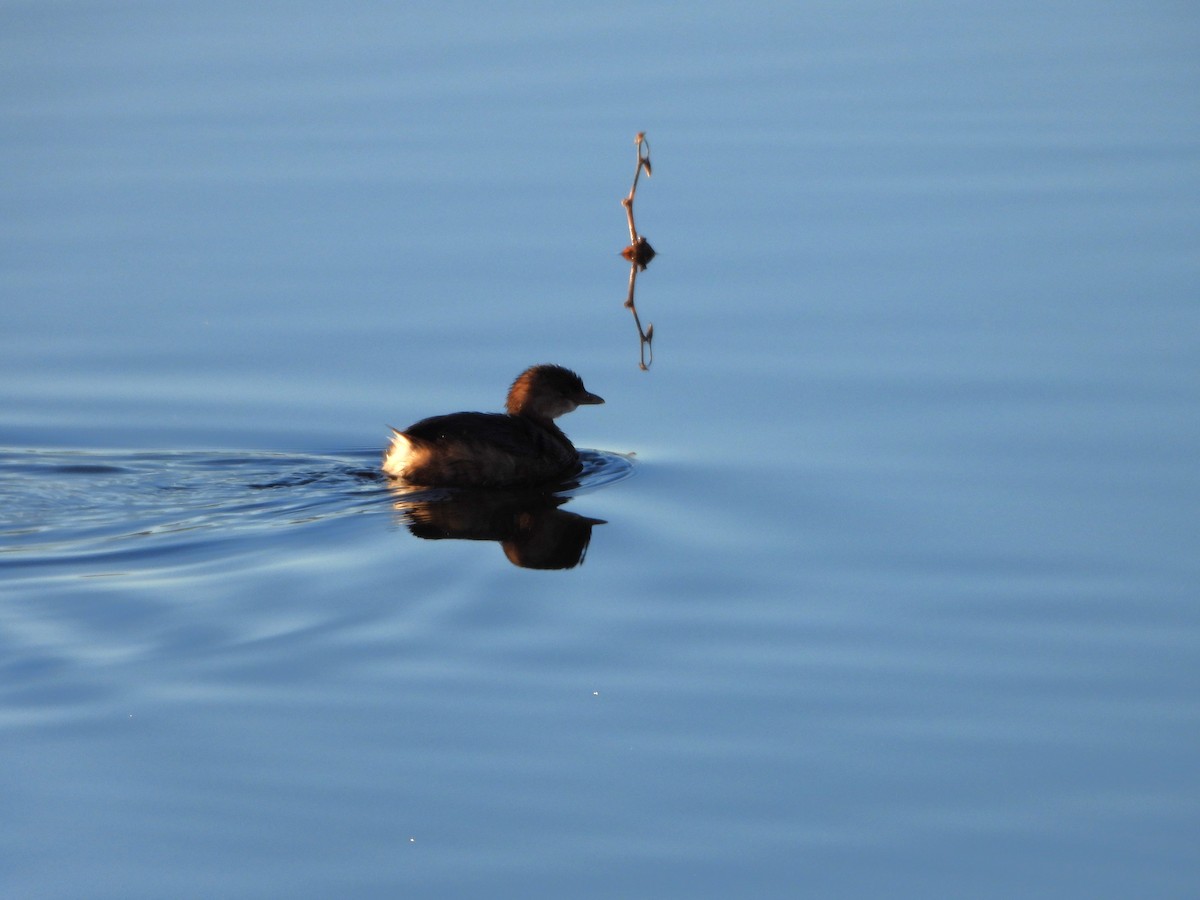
[[383, 364, 604, 487]]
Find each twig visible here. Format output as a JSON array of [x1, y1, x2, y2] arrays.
[[619, 132, 655, 369], [621, 133, 656, 268]]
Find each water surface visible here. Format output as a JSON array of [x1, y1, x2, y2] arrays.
[[2, 2, 1198, 898]]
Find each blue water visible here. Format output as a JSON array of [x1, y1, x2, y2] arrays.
[[2, 2, 1198, 897]]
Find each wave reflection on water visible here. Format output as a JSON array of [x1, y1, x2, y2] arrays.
[[0, 447, 633, 572]]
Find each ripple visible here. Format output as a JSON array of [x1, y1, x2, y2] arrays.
[[0, 447, 634, 570], [574, 449, 638, 493]]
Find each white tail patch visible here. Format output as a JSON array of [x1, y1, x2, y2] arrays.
[[381, 429, 416, 479]]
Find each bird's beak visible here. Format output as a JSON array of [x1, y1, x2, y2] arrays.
[[578, 391, 605, 405]]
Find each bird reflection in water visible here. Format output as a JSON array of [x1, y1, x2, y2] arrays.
[[388, 485, 605, 570]]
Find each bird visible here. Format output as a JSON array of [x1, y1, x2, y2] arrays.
[[383, 364, 604, 488]]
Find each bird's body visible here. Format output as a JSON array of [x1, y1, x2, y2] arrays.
[[383, 365, 603, 488]]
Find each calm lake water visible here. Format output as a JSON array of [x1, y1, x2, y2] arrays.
[[2, 2, 1198, 897]]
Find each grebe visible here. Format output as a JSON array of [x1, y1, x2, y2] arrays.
[[383, 364, 604, 487]]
